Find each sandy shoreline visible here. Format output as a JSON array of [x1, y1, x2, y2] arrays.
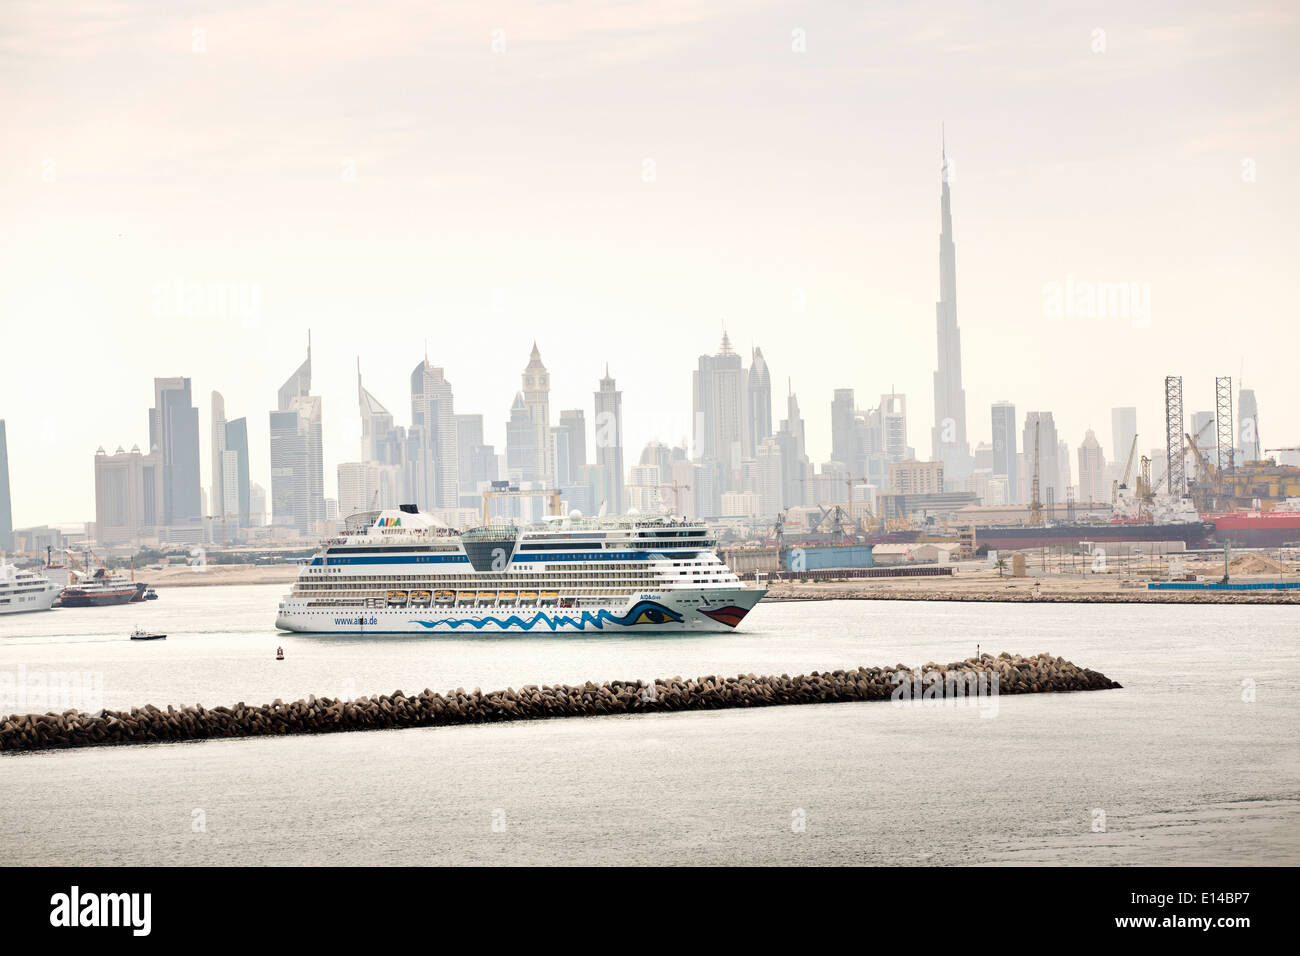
[[144, 565, 300, 589]]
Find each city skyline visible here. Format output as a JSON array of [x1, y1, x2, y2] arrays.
[[5, 322, 1286, 533], [3, 1, 1298, 524]]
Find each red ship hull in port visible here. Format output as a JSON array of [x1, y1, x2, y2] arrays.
[[1207, 512, 1300, 548]]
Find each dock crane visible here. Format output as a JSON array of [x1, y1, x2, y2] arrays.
[[796, 475, 881, 531]]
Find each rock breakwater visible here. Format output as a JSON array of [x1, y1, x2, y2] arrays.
[[0, 652, 1120, 754]]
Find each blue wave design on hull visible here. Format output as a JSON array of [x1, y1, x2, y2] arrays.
[[409, 600, 682, 632]]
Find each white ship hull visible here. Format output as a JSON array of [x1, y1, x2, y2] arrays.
[[276, 586, 765, 635], [0, 580, 61, 615]]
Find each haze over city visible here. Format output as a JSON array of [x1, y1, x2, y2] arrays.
[[2, 0, 1297, 526]]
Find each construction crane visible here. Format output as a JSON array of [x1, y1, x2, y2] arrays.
[[1265, 447, 1300, 456], [652, 482, 690, 514], [1112, 434, 1139, 504], [481, 486, 561, 524], [1029, 420, 1044, 526], [205, 512, 234, 547]]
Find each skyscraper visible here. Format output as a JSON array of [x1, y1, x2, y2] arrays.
[[692, 332, 745, 490], [1111, 407, 1138, 474], [1238, 388, 1260, 461], [594, 365, 624, 515], [455, 413, 497, 508], [830, 389, 857, 471], [505, 393, 538, 482], [775, 387, 810, 508], [990, 401, 1018, 503], [1022, 412, 1061, 506], [224, 416, 250, 527], [149, 376, 202, 529], [879, 393, 908, 462], [357, 360, 412, 505], [211, 391, 227, 522], [1077, 429, 1107, 504], [410, 358, 458, 509], [557, 409, 587, 487], [0, 420, 13, 551], [746, 347, 772, 458], [94, 444, 164, 544], [269, 337, 325, 534], [522, 343, 553, 484], [210, 391, 249, 533], [930, 137, 971, 484]]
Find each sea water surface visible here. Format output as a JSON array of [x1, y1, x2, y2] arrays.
[[1, 584, 1297, 865]]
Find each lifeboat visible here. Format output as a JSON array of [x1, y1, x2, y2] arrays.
[[540, 590, 559, 602], [410, 590, 432, 607], [498, 591, 517, 602], [434, 590, 455, 603], [456, 590, 476, 603], [519, 590, 538, 602], [386, 590, 408, 606]]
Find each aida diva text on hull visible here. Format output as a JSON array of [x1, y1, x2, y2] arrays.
[[275, 506, 766, 634]]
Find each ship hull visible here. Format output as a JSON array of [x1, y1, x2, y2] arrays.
[[1209, 514, 1300, 548], [275, 587, 766, 635], [0, 584, 60, 615], [975, 521, 1215, 551], [59, 584, 147, 608]]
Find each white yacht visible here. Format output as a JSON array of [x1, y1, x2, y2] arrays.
[[0, 560, 61, 615], [275, 506, 766, 634]]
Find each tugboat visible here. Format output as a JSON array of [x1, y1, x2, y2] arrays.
[[130, 627, 166, 641]]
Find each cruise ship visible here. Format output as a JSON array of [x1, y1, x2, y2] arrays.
[[0, 561, 61, 615], [275, 506, 766, 634]]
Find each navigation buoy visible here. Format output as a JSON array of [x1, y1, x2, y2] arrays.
[[276, 647, 284, 661]]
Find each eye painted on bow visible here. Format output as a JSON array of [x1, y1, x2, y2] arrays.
[[624, 601, 683, 626]]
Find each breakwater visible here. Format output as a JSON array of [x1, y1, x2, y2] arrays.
[[0, 652, 1120, 754]]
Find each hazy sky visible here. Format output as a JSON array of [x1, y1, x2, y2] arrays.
[[2, 0, 1297, 525]]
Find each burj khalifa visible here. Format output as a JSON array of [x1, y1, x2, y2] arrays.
[[930, 136, 972, 484]]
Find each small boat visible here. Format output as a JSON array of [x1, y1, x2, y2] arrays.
[[143, 588, 158, 600], [276, 646, 284, 660], [130, 628, 166, 641]]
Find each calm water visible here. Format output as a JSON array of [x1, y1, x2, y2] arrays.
[[1, 584, 1297, 865]]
